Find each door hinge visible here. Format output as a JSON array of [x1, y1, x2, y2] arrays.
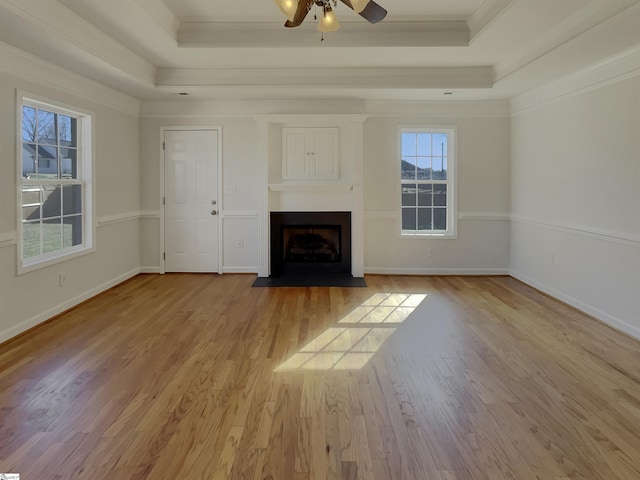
[[163, 252, 166, 261], [162, 196, 165, 206], [162, 141, 165, 150]]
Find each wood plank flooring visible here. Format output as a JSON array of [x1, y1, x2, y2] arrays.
[[0, 274, 639, 480]]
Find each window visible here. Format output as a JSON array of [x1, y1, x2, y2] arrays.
[[400, 128, 455, 237], [18, 94, 93, 272]]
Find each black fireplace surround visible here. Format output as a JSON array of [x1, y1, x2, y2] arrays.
[[270, 211, 351, 277]]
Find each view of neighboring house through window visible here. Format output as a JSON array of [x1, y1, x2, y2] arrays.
[[400, 128, 455, 237], [19, 96, 92, 270]]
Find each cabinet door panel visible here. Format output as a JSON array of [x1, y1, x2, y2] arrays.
[[312, 128, 339, 179], [282, 129, 308, 179]]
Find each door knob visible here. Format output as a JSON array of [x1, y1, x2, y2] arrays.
[[211, 210, 217, 215], [212, 200, 217, 205]]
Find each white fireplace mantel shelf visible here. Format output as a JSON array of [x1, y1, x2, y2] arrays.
[[268, 183, 353, 193]]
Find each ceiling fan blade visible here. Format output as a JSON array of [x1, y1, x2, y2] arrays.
[[340, 0, 387, 24], [284, 0, 314, 27]]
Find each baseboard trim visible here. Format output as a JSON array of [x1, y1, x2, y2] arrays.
[[222, 266, 258, 274], [140, 267, 161, 273], [510, 270, 640, 340], [364, 267, 510, 275], [0, 268, 141, 344]]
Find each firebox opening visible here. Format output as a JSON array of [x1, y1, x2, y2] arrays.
[[283, 226, 341, 264], [270, 211, 352, 278]]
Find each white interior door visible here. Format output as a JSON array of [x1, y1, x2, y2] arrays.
[[164, 129, 219, 273]]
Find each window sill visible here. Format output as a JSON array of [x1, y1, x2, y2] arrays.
[[400, 231, 457, 240], [18, 245, 95, 275]]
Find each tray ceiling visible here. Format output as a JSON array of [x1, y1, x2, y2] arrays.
[[0, 0, 638, 101]]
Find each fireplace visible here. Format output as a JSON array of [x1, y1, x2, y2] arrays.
[[270, 211, 351, 277]]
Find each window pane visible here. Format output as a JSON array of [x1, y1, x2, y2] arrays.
[[22, 143, 37, 178], [434, 208, 447, 230], [416, 157, 431, 180], [418, 208, 433, 230], [63, 215, 83, 248], [22, 106, 37, 142], [37, 110, 57, 145], [63, 185, 82, 215], [60, 148, 78, 179], [433, 157, 447, 180], [402, 208, 416, 230], [23, 221, 41, 259], [23, 205, 40, 221], [432, 157, 445, 180], [401, 133, 417, 156], [401, 157, 415, 180], [417, 133, 431, 156], [42, 185, 62, 219], [417, 184, 433, 206], [22, 186, 41, 206], [36, 145, 58, 179], [401, 183, 417, 206], [434, 185, 447, 206], [432, 133, 447, 157], [59, 115, 77, 147], [43, 218, 62, 254]]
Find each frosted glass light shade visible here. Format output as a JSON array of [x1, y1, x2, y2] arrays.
[[275, 0, 297, 22], [318, 7, 340, 32], [350, 0, 370, 13]]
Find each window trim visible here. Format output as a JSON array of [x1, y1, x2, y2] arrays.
[[16, 90, 96, 275], [397, 126, 457, 239]]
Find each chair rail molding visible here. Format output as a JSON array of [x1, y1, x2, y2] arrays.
[[0, 231, 17, 248]]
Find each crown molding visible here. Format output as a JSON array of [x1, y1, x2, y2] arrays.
[[140, 98, 369, 117], [128, 0, 179, 38], [0, 41, 140, 116], [468, 0, 514, 42], [178, 21, 469, 48], [510, 42, 640, 115], [363, 99, 509, 118], [139, 98, 509, 118], [494, 0, 640, 95], [0, 0, 156, 87], [156, 66, 493, 91]]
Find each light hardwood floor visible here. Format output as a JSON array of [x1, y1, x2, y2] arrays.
[[0, 274, 639, 480]]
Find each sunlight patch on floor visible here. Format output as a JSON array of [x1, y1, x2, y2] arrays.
[[275, 293, 427, 372]]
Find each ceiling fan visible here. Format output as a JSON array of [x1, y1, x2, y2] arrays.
[[275, 0, 387, 33]]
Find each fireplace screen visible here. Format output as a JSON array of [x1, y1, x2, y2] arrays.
[[283, 226, 341, 263]]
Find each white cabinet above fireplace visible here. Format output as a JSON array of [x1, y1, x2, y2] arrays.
[[282, 127, 339, 180]]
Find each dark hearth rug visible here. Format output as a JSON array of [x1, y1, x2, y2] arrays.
[[252, 274, 367, 288]]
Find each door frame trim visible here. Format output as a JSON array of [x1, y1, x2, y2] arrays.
[[159, 126, 224, 274]]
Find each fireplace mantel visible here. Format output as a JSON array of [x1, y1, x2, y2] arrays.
[[255, 116, 365, 278]]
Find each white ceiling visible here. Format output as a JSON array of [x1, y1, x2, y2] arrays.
[[1, 0, 639, 102]]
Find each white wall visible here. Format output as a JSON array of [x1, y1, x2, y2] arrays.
[[139, 102, 511, 276], [364, 115, 511, 274], [0, 44, 141, 343], [139, 114, 259, 273], [510, 75, 640, 339]]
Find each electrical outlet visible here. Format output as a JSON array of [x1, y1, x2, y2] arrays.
[[236, 239, 244, 248], [59, 273, 67, 287]]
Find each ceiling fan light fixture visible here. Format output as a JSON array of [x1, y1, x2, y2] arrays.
[[274, 0, 297, 22], [317, 5, 340, 32], [350, 0, 370, 13]]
